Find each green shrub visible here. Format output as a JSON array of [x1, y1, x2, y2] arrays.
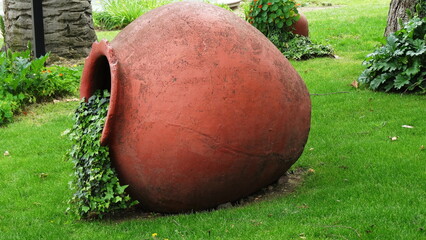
[[358, 16, 426, 93], [247, 0, 300, 37], [93, 0, 234, 30], [0, 49, 81, 125], [418, 0, 426, 17], [93, 0, 173, 30], [244, 0, 333, 60], [240, 0, 253, 18], [67, 90, 137, 219]]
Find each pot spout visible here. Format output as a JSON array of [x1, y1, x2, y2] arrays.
[[80, 40, 119, 146]]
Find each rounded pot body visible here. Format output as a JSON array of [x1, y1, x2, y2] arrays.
[[292, 12, 309, 37], [80, 2, 311, 213]]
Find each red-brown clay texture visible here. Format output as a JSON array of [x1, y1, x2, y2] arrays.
[[80, 2, 311, 213], [292, 12, 309, 37]]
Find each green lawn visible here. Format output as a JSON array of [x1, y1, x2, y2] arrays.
[[1, 0, 425, 239]]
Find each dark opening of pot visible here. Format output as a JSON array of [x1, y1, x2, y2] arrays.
[[80, 40, 118, 146], [91, 56, 111, 94]]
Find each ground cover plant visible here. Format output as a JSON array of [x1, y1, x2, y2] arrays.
[[358, 2, 426, 93], [1, 0, 425, 239], [67, 90, 137, 219], [269, 31, 334, 59], [0, 48, 81, 125]]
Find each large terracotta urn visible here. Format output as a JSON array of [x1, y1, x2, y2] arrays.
[[80, 2, 311, 213]]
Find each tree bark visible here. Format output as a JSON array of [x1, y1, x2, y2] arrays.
[[3, 0, 97, 59], [384, 0, 418, 36]]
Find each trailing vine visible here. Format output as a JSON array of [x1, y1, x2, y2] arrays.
[[66, 90, 137, 219], [269, 31, 334, 60]]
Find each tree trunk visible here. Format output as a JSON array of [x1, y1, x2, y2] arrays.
[[3, 0, 97, 59], [384, 0, 417, 36]]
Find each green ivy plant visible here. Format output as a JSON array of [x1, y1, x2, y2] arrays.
[[269, 31, 334, 60], [358, 15, 426, 93], [247, 0, 300, 37], [67, 90, 137, 219]]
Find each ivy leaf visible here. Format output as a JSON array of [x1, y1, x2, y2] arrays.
[[67, 90, 137, 219], [81, 206, 90, 213]]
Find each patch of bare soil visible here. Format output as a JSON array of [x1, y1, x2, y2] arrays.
[[218, 167, 309, 209]]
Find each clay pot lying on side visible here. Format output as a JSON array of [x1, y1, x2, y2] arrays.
[[80, 2, 311, 213]]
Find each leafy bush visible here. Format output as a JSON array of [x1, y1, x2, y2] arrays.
[[358, 16, 426, 93], [93, 0, 234, 30], [247, 0, 300, 37], [245, 0, 333, 60], [67, 90, 137, 219], [0, 49, 81, 125], [240, 0, 253, 18], [418, 0, 426, 17], [93, 0, 173, 30], [269, 31, 334, 60]]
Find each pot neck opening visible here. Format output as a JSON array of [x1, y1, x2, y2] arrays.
[[90, 55, 112, 95], [80, 40, 119, 146]]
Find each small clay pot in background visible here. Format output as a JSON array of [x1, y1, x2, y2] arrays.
[[291, 12, 309, 37]]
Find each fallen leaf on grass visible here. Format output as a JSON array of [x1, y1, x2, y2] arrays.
[[389, 136, 398, 141], [61, 129, 70, 136], [38, 173, 48, 179], [53, 98, 79, 103], [351, 80, 359, 89], [250, 220, 263, 226], [3, 151, 10, 156], [421, 145, 425, 150], [297, 204, 309, 209], [307, 168, 315, 173], [401, 125, 414, 129]]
